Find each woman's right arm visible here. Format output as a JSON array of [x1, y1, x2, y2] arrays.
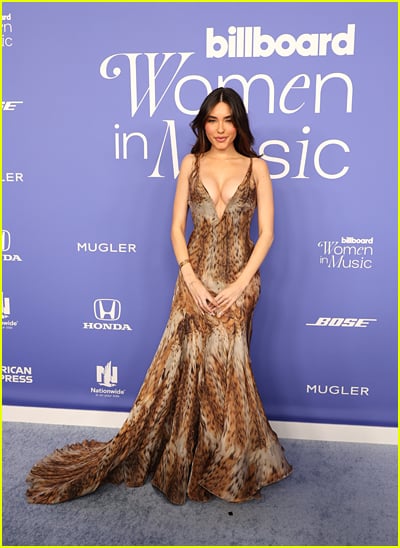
[[170, 154, 218, 315]]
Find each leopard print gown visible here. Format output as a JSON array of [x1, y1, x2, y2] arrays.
[[26, 156, 292, 505]]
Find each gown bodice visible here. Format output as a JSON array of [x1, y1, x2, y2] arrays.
[[187, 156, 258, 291]]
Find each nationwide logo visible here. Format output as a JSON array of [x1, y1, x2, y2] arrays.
[[97, 361, 118, 387], [206, 24, 355, 58], [83, 298, 133, 331], [2, 365, 33, 383], [318, 236, 373, 269], [306, 384, 369, 397], [2, 295, 18, 329], [2, 296, 10, 318], [2, 172, 24, 183], [2, 13, 13, 48], [77, 242, 136, 254], [90, 361, 126, 398], [306, 317, 377, 328], [2, 230, 22, 262]]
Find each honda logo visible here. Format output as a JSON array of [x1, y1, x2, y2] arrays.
[[93, 299, 121, 321], [2, 230, 11, 252]]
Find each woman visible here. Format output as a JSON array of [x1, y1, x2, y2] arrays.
[[26, 88, 292, 505]]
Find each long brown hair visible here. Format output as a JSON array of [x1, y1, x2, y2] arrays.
[[190, 87, 259, 157]]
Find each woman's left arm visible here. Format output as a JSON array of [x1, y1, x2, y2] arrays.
[[215, 157, 274, 315]]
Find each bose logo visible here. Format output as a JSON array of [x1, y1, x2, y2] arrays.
[[2, 101, 23, 111], [94, 299, 121, 321], [306, 317, 377, 328], [206, 24, 355, 58]]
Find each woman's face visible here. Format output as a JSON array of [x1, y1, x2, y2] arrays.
[[204, 102, 237, 152]]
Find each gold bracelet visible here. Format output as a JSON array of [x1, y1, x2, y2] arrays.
[[179, 259, 190, 269]]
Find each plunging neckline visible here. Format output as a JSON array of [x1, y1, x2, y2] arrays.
[[198, 159, 252, 222]]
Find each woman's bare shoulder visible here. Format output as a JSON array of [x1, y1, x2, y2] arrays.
[[179, 153, 196, 174], [252, 156, 271, 183]]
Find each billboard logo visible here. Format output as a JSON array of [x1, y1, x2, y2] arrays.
[[306, 317, 377, 328], [2, 230, 22, 262], [96, 361, 118, 387], [341, 237, 373, 245], [2, 13, 13, 48], [94, 299, 121, 321], [83, 298, 132, 331], [318, 236, 374, 269], [206, 24, 355, 58]]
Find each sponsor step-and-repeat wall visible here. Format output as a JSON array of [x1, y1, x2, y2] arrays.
[[3, 2, 397, 426]]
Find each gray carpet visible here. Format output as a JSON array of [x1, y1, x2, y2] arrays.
[[2, 422, 397, 546]]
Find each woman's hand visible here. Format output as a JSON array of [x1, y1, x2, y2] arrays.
[[184, 277, 219, 315], [215, 280, 246, 316]]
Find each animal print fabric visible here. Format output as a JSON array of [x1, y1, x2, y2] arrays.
[[26, 156, 292, 505]]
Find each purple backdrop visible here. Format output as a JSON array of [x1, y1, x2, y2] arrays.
[[3, 2, 397, 426]]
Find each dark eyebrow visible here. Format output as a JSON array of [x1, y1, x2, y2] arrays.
[[207, 115, 233, 120]]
